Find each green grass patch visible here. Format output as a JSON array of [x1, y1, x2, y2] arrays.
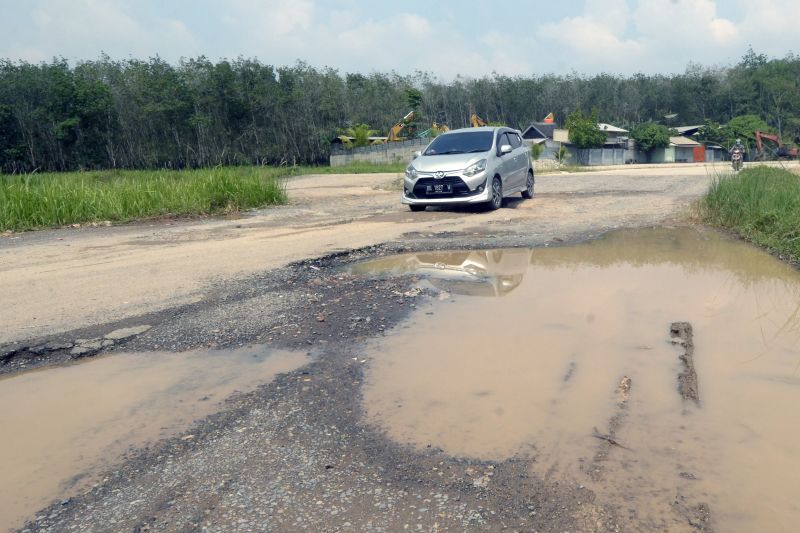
[[704, 166, 800, 261], [0, 166, 289, 231]]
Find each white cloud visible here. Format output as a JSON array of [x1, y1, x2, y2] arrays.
[[734, 0, 800, 57], [2, 0, 799, 76], [0, 0, 199, 62], [536, 1, 645, 73], [533, 0, 754, 74], [228, 0, 314, 40]]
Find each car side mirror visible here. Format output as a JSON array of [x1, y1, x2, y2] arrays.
[[499, 144, 512, 155], [413, 151, 421, 159]]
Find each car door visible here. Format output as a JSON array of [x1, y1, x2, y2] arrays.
[[497, 132, 517, 191], [507, 132, 526, 190]]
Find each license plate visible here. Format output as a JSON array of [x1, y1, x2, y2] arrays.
[[426, 183, 452, 194]]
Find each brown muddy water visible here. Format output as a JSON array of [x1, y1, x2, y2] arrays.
[[0, 346, 309, 532], [354, 228, 800, 532]]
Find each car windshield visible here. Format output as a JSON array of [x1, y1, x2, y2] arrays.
[[423, 131, 494, 156]]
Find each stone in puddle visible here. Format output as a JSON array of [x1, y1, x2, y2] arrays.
[[70, 346, 95, 357], [104, 325, 151, 340], [44, 342, 74, 351]]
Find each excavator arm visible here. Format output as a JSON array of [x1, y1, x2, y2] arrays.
[[386, 111, 416, 143], [755, 131, 798, 159], [470, 113, 487, 128]]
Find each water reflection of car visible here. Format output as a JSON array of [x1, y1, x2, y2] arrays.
[[353, 249, 532, 297]]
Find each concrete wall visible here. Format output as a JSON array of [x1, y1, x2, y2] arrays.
[[650, 146, 676, 163], [330, 138, 429, 167], [705, 148, 726, 162], [566, 147, 626, 166], [675, 146, 695, 163]]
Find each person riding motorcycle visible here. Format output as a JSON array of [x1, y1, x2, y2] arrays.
[[729, 139, 745, 157], [729, 139, 745, 170]]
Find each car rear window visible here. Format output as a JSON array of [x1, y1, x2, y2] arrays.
[[424, 131, 494, 155]]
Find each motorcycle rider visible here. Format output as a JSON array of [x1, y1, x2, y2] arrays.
[[729, 138, 745, 170], [729, 138, 745, 158]]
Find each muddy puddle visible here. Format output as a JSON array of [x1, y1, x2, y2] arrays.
[[0, 346, 309, 531], [355, 228, 800, 532]]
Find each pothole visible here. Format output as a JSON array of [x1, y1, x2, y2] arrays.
[[0, 345, 310, 531], [353, 227, 800, 532]]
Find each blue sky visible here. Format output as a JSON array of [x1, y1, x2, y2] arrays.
[[1, 0, 798, 77]]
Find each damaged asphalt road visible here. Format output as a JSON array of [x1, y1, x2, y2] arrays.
[[8, 242, 609, 533], [0, 167, 732, 532]]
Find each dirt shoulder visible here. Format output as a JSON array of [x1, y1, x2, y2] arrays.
[[1, 165, 716, 348]]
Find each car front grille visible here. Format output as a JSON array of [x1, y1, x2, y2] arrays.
[[411, 176, 476, 199]]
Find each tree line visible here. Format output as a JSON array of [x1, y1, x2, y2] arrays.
[[1, 49, 798, 172]]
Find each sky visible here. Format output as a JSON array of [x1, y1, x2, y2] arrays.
[[1, 0, 798, 78]]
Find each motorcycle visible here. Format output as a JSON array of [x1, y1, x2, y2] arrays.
[[731, 150, 743, 171]]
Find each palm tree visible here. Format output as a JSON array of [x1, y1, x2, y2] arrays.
[[338, 123, 377, 149]]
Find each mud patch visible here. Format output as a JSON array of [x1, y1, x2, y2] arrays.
[[671, 321, 700, 404], [0, 346, 309, 531], [356, 227, 800, 532]]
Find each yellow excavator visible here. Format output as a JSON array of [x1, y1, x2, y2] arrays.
[[470, 113, 487, 127], [386, 111, 417, 142], [417, 122, 450, 138]]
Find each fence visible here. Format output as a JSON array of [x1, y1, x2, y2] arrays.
[[566, 147, 626, 166], [330, 138, 429, 167]]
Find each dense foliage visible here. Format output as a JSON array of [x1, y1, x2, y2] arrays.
[[565, 109, 606, 148], [1, 49, 799, 172], [631, 122, 674, 152], [704, 167, 800, 262]]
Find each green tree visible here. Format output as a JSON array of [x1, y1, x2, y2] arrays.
[[631, 122, 674, 152], [565, 109, 606, 148], [530, 142, 544, 160], [341, 123, 376, 148], [724, 115, 773, 147]]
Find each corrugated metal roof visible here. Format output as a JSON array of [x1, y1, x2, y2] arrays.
[[676, 125, 703, 135], [521, 123, 555, 139], [670, 136, 701, 147], [598, 123, 628, 133]]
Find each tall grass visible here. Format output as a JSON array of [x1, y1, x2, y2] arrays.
[[704, 166, 800, 261], [0, 166, 288, 231]]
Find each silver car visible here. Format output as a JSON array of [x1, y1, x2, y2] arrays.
[[401, 127, 534, 212]]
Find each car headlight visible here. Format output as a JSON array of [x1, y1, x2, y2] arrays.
[[405, 165, 418, 179], [463, 159, 487, 177]]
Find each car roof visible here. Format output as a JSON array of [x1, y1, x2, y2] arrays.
[[444, 126, 519, 135]]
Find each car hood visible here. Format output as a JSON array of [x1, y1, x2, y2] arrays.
[[412, 153, 486, 173]]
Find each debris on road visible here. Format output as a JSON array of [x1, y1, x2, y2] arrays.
[[670, 322, 699, 404]]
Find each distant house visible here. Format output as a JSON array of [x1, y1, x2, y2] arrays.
[[521, 122, 556, 142], [521, 122, 560, 160], [649, 136, 704, 163], [549, 122, 629, 165], [675, 125, 703, 137], [597, 123, 629, 146]]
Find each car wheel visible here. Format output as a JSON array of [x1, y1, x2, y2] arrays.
[[409, 204, 426, 212], [521, 171, 535, 199], [488, 177, 503, 211]]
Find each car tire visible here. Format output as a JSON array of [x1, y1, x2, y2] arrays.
[[488, 176, 503, 211], [521, 171, 534, 199], [409, 204, 426, 212]]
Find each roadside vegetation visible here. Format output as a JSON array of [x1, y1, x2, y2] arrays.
[[0, 162, 404, 231], [0, 166, 287, 231], [704, 166, 800, 261], [1, 49, 797, 172]]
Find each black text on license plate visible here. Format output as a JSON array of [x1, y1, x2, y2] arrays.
[[426, 183, 452, 194]]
